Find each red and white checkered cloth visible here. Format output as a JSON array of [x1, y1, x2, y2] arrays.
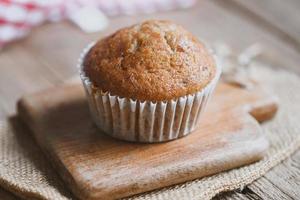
[[0, 0, 64, 46], [0, 0, 196, 47]]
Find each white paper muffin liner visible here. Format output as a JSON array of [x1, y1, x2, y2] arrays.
[[78, 42, 222, 143]]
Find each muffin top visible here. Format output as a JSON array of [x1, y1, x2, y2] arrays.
[[83, 20, 216, 101]]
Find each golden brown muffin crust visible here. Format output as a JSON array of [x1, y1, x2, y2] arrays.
[[84, 20, 216, 101]]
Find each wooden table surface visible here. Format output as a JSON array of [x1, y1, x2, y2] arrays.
[[0, 0, 299, 199]]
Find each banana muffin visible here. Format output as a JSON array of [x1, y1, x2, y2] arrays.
[[79, 20, 221, 142]]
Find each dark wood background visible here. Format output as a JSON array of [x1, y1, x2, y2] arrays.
[[0, 0, 299, 199]]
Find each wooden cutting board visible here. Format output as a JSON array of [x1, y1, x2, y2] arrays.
[[17, 81, 278, 200]]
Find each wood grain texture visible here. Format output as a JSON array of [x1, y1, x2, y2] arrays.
[[17, 81, 278, 200], [214, 150, 300, 200], [229, 0, 300, 49], [211, 0, 300, 74]]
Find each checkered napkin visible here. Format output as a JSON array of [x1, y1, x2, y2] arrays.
[[0, 0, 196, 47]]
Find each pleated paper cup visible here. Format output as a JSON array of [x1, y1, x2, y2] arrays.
[[78, 43, 222, 143]]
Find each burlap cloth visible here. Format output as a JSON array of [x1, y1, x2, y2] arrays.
[[0, 63, 299, 200]]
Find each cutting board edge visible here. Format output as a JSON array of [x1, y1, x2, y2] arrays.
[[16, 82, 277, 200], [17, 112, 269, 200]]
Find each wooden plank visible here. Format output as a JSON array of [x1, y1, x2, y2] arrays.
[[259, 150, 300, 199], [210, 0, 300, 74], [214, 189, 262, 200], [248, 178, 295, 200], [229, 0, 300, 48], [214, 150, 300, 200], [0, 47, 57, 115]]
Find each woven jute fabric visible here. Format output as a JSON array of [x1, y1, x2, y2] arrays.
[[0, 63, 299, 200]]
